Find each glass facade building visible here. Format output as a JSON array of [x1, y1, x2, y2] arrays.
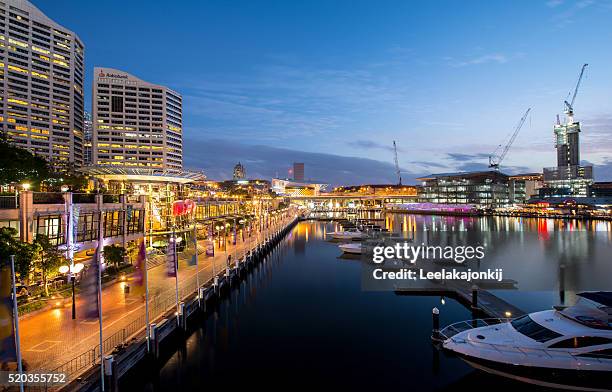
[[417, 171, 510, 208]]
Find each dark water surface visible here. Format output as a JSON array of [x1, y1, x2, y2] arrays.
[[123, 216, 611, 391]]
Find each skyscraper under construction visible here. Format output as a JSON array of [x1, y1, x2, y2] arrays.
[[543, 64, 593, 197]]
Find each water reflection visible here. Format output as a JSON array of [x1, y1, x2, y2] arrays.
[[123, 219, 604, 391]]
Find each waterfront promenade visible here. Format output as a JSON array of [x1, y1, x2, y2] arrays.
[[17, 213, 295, 379]]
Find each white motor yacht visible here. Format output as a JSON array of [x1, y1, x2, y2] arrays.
[[338, 242, 364, 255], [328, 227, 365, 240], [440, 292, 612, 391]]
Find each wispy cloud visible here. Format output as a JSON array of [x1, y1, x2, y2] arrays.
[[183, 138, 418, 186], [450, 53, 508, 67], [178, 58, 423, 144], [447, 152, 491, 162], [550, 0, 597, 26], [347, 140, 404, 152]]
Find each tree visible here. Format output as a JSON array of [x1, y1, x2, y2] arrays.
[[103, 244, 126, 270], [33, 234, 64, 296], [0, 227, 36, 281], [0, 138, 49, 189]]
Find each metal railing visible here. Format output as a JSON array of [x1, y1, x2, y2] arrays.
[[439, 318, 510, 340]]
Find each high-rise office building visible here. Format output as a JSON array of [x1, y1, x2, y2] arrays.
[[83, 110, 92, 165], [0, 0, 85, 168], [554, 121, 580, 167], [92, 67, 182, 169], [293, 162, 304, 181]]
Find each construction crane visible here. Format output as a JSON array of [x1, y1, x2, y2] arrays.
[[563, 63, 588, 123], [393, 140, 402, 185], [488, 108, 531, 170]]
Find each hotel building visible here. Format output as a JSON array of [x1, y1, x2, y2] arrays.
[[92, 67, 182, 169], [0, 0, 85, 168]]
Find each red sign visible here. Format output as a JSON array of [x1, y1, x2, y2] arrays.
[[172, 199, 195, 217]]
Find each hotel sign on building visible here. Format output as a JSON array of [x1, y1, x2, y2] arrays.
[[92, 67, 183, 170]]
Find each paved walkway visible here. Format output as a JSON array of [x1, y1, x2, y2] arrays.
[[18, 216, 294, 376]]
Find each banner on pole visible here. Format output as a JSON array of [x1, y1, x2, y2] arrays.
[[82, 247, 100, 319], [132, 240, 146, 296], [206, 236, 214, 257], [166, 238, 177, 277], [0, 260, 17, 363], [72, 205, 80, 245]]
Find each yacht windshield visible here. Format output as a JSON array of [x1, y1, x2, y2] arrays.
[[511, 315, 562, 343]]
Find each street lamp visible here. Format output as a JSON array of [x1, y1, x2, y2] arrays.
[[59, 262, 84, 319], [21, 182, 30, 190]]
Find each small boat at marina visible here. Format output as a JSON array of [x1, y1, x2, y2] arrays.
[[338, 242, 364, 255], [439, 292, 612, 391], [328, 228, 365, 240]]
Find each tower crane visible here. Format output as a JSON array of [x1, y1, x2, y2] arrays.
[[488, 108, 531, 170], [563, 63, 588, 123], [393, 140, 402, 185]]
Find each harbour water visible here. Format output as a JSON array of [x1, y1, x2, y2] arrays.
[[122, 215, 612, 391]]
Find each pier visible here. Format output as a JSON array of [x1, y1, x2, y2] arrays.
[[55, 216, 300, 392]]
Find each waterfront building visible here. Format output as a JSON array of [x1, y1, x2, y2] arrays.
[[218, 178, 271, 195], [83, 111, 92, 165], [0, 190, 146, 252], [417, 171, 510, 208], [331, 184, 418, 197], [0, 0, 85, 169], [272, 178, 326, 196], [541, 165, 593, 197], [293, 162, 304, 181], [92, 67, 182, 170], [508, 173, 543, 203], [233, 162, 246, 180], [589, 182, 612, 198]]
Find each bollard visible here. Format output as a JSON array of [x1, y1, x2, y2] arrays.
[[471, 285, 478, 310], [179, 302, 186, 330], [199, 287, 206, 308], [431, 307, 441, 341], [103, 355, 115, 392], [150, 322, 158, 359]]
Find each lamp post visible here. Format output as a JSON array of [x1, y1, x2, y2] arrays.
[[59, 262, 84, 319]]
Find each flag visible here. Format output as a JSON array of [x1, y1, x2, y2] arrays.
[[82, 247, 100, 319], [72, 205, 80, 244], [166, 237, 177, 277], [132, 240, 146, 296], [206, 222, 214, 256], [232, 225, 237, 245], [0, 259, 17, 363]]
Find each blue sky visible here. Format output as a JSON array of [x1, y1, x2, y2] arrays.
[[38, 0, 612, 185]]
